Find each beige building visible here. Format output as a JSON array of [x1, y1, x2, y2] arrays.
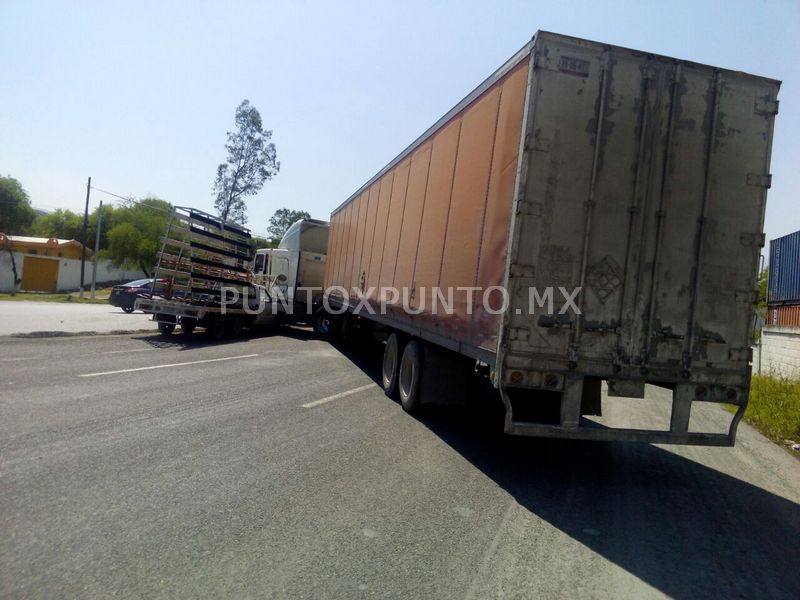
[[0, 234, 93, 292]]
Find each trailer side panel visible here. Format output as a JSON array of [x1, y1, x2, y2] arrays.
[[325, 60, 529, 356]]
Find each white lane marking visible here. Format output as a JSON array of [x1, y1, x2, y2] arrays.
[[301, 384, 376, 408], [75, 348, 153, 358], [1, 349, 150, 362], [79, 354, 260, 377]]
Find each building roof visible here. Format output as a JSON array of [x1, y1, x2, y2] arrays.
[[0, 233, 91, 254]]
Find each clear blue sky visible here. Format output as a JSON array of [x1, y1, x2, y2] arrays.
[[1, 0, 798, 243]]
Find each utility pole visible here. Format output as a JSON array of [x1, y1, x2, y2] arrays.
[[79, 176, 91, 299], [90, 200, 103, 299]]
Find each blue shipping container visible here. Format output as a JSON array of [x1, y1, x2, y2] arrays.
[[768, 230, 800, 305]]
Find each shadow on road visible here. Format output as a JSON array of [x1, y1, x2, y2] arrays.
[[134, 325, 318, 350], [335, 339, 800, 599]]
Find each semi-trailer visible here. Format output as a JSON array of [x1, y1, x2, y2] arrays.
[[319, 31, 780, 445]]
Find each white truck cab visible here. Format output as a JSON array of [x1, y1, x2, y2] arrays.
[[251, 219, 329, 306]]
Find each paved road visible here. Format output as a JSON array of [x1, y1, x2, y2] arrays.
[[1, 331, 798, 599], [0, 301, 156, 336]]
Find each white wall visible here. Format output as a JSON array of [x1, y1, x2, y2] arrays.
[[0, 251, 21, 292], [0, 251, 143, 293], [754, 327, 800, 380], [55, 257, 145, 292]]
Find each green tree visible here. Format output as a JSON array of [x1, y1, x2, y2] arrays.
[[31, 204, 116, 251], [0, 176, 36, 234], [267, 208, 311, 242], [248, 235, 277, 253], [30, 208, 84, 241], [106, 197, 171, 277], [213, 99, 279, 224]]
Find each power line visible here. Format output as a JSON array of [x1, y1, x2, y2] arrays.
[[91, 186, 173, 215], [91, 185, 274, 240], [90, 186, 135, 203]]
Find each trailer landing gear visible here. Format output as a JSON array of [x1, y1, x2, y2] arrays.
[[313, 309, 341, 340]]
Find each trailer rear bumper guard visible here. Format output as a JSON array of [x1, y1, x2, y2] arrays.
[[135, 298, 207, 321], [506, 416, 743, 446], [500, 385, 747, 447]]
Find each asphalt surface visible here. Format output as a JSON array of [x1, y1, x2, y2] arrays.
[[1, 330, 798, 599], [0, 301, 156, 336]]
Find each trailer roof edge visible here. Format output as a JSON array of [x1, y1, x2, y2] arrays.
[[330, 37, 535, 216]]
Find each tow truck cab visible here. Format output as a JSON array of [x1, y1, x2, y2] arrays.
[[251, 218, 329, 309]]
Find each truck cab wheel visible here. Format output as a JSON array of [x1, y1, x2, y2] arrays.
[[398, 340, 423, 413], [382, 333, 403, 398], [180, 320, 197, 334], [158, 321, 176, 335]]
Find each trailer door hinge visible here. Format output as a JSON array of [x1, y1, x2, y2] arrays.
[[517, 202, 543, 217], [531, 135, 551, 152], [735, 289, 758, 304], [739, 232, 766, 248], [746, 173, 772, 189], [755, 95, 779, 116], [729, 347, 753, 362]]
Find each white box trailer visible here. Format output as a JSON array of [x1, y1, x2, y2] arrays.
[[322, 31, 781, 445]]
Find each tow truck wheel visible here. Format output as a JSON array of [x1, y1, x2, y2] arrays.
[[398, 340, 423, 413], [122, 306, 135, 314], [207, 318, 226, 341], [158, 321, 176, 335], [228, 317, 245, 338], [180, 320, 196, 334], [382, 333, 402, 398]]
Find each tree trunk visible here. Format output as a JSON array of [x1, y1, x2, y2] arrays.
[[223, 168, 241, 222], [5, 247, 19, 295]]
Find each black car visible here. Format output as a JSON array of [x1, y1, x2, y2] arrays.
[[109, 278, 161, 313]]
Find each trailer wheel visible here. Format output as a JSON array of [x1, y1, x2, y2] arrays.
[[158, 321, 176, 335], [180, 320, 197, 335], [398, 340, 423, 413], [382, 333, 403, 398], [122, 305, 135, 313]]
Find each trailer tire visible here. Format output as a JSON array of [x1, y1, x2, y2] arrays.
[[158, 321, 176, 335], [382, 333, 403, 398], [122, 305, 135, 313], [398, 340, 423, 413], [180, 320, 197, 335]]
